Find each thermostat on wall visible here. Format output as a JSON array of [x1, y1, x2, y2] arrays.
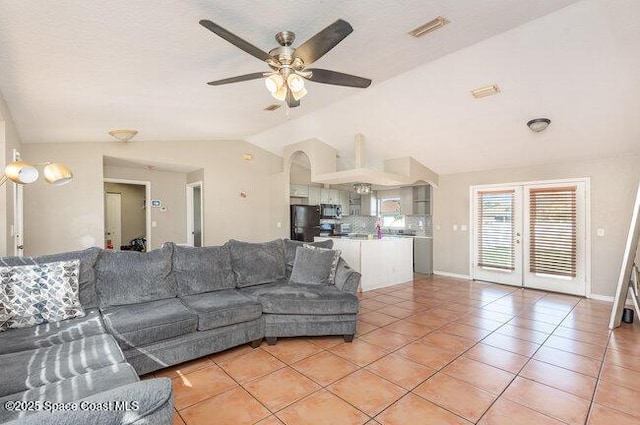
[[151, 199, 162, 208]]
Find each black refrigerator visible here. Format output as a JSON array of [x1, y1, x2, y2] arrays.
[[290, 205, 321, 242]]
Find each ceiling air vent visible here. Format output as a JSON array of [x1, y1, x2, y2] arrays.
[[471, 84, 500, 99], [264, 103, 281, 111], [408, 16, 450, 38]]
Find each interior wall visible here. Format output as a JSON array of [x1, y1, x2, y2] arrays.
[[21, 140, 286, 255], [104, 165, 187, 249], [0, 95, 22, 256], [290, 163, 311, 185], [103, 182, 146, 247], [433, 154, 640, 298]]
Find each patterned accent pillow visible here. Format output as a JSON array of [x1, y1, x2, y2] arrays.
[[0, 259, 85, 332], [303, 244, 342, 284]]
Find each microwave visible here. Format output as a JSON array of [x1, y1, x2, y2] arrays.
[[320, 203, 342, 219]]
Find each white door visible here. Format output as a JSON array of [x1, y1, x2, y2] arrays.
[[13, 175, 24, 256], [472, 180, 587, 296], [186, 182, 204, 247], [105, 193, 122, 251]]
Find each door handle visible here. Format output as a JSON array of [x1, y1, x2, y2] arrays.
[[17, 245, 24, 250]]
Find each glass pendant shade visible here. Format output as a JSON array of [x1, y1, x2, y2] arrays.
[[271, 85, 287, 101], [265, 74, 284, 93], [354, 183, 371, 194], [287, 74, 305, 92], [291, 87, 308, 101]]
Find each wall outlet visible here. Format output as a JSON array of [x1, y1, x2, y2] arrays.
[[597, 228, 605, 237], [151, 221, 157, 228], [461, 224, 468, 232], [276, 222, 282, 228], [436, 225, 441, 231], [453, 224, 458, 231]]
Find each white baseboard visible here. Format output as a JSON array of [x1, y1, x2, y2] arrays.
[[588, 293, 635, 306], [433, 270, 472, 280]]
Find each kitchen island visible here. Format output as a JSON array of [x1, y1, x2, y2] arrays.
[[315, 236, 413, 291]]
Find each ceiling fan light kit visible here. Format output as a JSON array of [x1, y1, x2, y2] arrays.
[[200, 18, 372, 108]]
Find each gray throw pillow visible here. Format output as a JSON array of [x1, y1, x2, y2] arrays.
[[290, 246, 342, 286], [0, 259, 85, 331], [96, 244, 177, 307], [227, 239, 286, 288], [171, 243, 236, 296], [283, 239, 334, 276], [0, 247, 100, 309]]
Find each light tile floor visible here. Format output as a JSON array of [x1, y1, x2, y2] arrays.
[[143, 275, 640, 425]]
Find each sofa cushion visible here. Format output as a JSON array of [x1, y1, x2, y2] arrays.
[[96, 244, 177, 307], [101, 298, 197, 348], [180, 289, 262, 331], [283, 239, 333, 276], [0, 309, 105, 354], [1, 259, 85, 332], [0, 247, 100, 309], [172, 243, 236, 296], [290, 245, 341, 286], [250, 283, 359, 315], [0, 363, 140, 424], [228, 239, 286, 288], [0, 333, 124, 397]]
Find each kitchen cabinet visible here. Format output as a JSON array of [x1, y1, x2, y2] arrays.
[[412, 185, 432, 216], [320, 188, 339, 204], [360, 192, 378, 216], [413, 237, 433, 274], [349, 192, 361, 216], [290, 184, 309, 197], [400, 187, 414, 215], [308, 186, 321, 206], [339, 191, 350, 216]]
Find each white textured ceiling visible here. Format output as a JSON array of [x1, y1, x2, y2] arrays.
[[2, 0, 637, 175]]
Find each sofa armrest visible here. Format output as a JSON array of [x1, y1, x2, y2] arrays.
[[334, 258, 361, 295], [4, 378, 173, 425]]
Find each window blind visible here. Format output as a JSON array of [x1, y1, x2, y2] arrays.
[[529, 186, 577, 277], [477, 190, 515, 271]]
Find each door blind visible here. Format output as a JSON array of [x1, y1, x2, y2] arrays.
[[477, 190, 515, 271], [529, 186, 577, 277]]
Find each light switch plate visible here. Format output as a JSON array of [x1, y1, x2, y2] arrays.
[[597, 228, 605, 236], [453, 224, 458, 231]]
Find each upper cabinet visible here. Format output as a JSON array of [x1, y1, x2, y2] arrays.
[[290, 184, 309, 198], [339, 191, 350, 216], [400, 187, 414, 216], [320, 188, 340, 204], [412, 185, 432, 216], [308, 186, 321, 206]]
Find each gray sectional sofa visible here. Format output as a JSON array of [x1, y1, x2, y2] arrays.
[[0, 238, 360, 424]]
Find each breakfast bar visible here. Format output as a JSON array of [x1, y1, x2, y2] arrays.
[[315, 236, 414, 291]]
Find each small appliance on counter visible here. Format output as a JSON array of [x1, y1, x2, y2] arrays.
[[290, 204, 321, 242], [319, 222, 334, 237], [320, 203, 342, 219]]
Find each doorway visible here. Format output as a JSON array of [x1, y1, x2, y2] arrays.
[[186, 181, 204, 247], [12, 149, 24, 256], [471, 179, 589, 296], [104, 179, 151, 251]]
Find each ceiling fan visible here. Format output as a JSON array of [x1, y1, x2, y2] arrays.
[[199, 19, 372, 108]]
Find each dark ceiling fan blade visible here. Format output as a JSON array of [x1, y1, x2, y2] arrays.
[[199, 19, 271, 62], [294, 19, 353, 66], [286, 89, 300, 108], [306, 68, 371, 88], [207, 72, 266, 86]]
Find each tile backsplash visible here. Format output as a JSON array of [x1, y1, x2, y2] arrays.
[[341, 215, 432, 237]]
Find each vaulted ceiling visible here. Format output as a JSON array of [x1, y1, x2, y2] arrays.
[[1, 0, 639, 174]]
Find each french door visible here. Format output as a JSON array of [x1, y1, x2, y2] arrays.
[[472, 180, 587, 296]]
